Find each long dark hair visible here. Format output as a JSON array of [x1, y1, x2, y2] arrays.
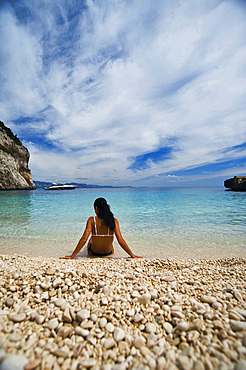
[[94, 198, 115, 230]]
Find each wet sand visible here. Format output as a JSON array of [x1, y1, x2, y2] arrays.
[[0, 255, 246, 369]]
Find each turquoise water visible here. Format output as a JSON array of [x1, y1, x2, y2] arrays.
[[0, 187, 245, 259]]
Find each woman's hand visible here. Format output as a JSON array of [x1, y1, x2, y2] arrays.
[[59, 255, 74, 259]]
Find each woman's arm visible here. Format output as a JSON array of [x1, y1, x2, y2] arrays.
[[59, 218, 92, 259], [114, 218, 141, 258]]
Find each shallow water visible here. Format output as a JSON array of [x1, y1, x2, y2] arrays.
[[0, 187, 245, 259]]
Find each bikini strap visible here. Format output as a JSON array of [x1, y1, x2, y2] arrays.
[[94, 216, 97, 235]]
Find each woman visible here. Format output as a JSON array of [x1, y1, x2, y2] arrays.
[[60, 198, 141, 259]]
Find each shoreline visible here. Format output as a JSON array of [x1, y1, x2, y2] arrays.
[[0, 255, 246, 369]]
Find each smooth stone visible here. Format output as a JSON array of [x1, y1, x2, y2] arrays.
[[0, 354, 28, 370], [101, 297, 108, 305], [105, 322, 115, 333], [234, 291, 243, 301], [46, 268, 55, 275], [161, 275, 175, 282], [235, 308, 246, 318], [212, 301, 222, 310], [8, 333, 22, 342], [75, 327, 89, 337], [54, 299, 66, 307], [131, 290, 139, 298], [53, 278, 62, 288], [90, 313, 97, 322], [35, 314, 45, 325], [187, 330, 200, 342], [99, 317, 107, 328], [77, 309, 90, 321], [126, 309, 135, 317], [73, 292, 80, 300], [103, 338, 116, 349], [157, 357, 166, 370], [24, 358, 42, 370], [178, 355, 193, 370], [190, 319, 203, 331], [138, 293, 151, 305], [52, 349, 68, 358], [80, 359, 97, 368], [62, 307, 72, 323], [171, 311, 185, 319], [134, 313, 144, 322], [114, 327, 125, 342], [47, 318, 59, 330], [177, 321, 189, 331], [87, 334, 97, 346], [5, 298, 14, 308], [230, 320, 246, 331], [65, 278, 72, 286], [150, 289, 158, 299], [140, 346, 153, 357], [0, 349, 6, 360], [133, 336, 146, 349], [171, 305, 182, 312], [145, 323, 157, 333], [235, 360, 246, 370], [57, 326, 72, 338], [163, 322, 173, 334], [11, 313, 26, 323], [200, 295, 216, 305]]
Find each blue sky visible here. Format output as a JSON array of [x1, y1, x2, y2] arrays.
[[0, 0, 246, 186]]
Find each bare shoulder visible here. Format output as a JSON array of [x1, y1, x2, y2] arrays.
[[87, 216, 94, 225]]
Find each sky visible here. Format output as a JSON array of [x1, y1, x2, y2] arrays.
[[0, 0, 246, 187]]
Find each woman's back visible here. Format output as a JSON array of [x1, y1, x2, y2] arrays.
[[90, 216, 114, 252]]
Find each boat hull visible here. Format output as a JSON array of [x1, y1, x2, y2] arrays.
[[44, 185, 77, 190]]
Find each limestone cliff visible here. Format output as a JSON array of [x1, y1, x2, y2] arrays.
[[224, 176, 246, 191], [0, 121, 35, 190]]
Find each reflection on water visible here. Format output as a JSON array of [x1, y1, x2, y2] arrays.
[[0, 187, 245, 258], [0, 190, 32, 233]]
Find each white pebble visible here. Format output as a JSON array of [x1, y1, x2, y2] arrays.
[[103, 338, 115, 349], [105, 322, 115, 332], [177, 321, 189, 331], [73, 292, 80, 300], [77, 309, 90, 321], [75, 327, 89, 337], [54, 298, 66, 307], [47, 318, 59, 330], [114, 327, 125, 342], [145, 323, 157, 333], [138, 293, 151, 305], [99, 317, 107, 328], [134, 313, 144, 322], [0, 354, 28, 370], [126, 309, 135, 317], [230, 320, 246, 331]]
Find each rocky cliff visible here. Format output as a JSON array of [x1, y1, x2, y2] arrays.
[[0, 121, 35, 190], [224, 176, 246, 191]]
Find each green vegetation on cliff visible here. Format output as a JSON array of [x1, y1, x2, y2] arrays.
[[0, 120, 21, 145], [0, 144, 14, 157]]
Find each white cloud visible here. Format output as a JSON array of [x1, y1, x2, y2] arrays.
[[1, 0, 246, 185]]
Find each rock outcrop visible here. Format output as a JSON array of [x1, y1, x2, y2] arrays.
[[0, 121, 35, 190], [224, 176, 246, 191]]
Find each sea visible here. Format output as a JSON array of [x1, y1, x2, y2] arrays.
[[0, 187, 245, 260]]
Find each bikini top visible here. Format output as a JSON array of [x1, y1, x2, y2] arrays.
[[92, 216, 114, 237]]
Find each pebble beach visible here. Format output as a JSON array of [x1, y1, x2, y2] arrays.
[[0, 255, 246, 370]]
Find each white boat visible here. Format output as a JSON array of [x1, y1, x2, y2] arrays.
[[44, 183, 77, 190]]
